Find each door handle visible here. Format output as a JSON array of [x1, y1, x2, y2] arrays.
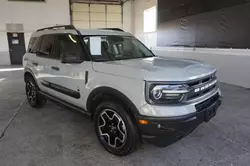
[[51, 66, 60, 71], [32, 62, 38, 66]]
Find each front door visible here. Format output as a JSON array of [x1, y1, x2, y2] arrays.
[[7, 32, 26, 64], [46, 34, 87, 109]]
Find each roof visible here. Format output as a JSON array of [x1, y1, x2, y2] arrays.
[[78, 29, 132, 36], [31, 28, 132, 38]]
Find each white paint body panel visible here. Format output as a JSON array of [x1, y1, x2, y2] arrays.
[[23, 29, 221, 118], [92, 57, 216, 82]]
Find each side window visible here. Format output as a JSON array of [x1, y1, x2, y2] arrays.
[[27, 37, 34, 53], [84, 36, 109, 61], [49, 35, 60, 60], [27, 37, 40, 54], [38, 35, 56, 57], [58, 34, 84, 61]]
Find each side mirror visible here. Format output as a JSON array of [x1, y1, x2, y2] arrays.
[[61, 52, 83, 64]]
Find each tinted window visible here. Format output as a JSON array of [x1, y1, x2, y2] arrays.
[[27, 37, 40, 53], [38, 35, 56, 57], [57, 34, 84, 61], [83, 36, 154, 61]]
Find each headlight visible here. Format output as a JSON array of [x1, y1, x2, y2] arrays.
[[146, 83, 188, 104]]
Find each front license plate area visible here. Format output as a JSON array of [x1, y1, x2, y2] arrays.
[[204, 107, 217, 122]]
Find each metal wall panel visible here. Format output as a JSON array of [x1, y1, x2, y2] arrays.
[[107, 5, 121, 13], [71, 3, 89, 12], [72, 3, 122, 29], [90, 4, 105, 12], [91, 21, 106, 28], [72, 12, 89, 21], [107, 13, 121, 22], [73, 21, 90, 29], [107, 22, 122, 28], [90, 13, 106, 21]]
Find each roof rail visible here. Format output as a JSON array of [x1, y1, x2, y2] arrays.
[[37, 25, 76, 32], [98, 28, 124, 32]]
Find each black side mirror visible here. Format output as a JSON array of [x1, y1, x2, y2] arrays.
[[61, 52, 83, 64]]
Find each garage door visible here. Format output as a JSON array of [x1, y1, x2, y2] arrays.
[[71, 3, 122, 29]]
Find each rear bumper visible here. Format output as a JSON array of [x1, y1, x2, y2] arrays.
[[137, 94, 222, 147]]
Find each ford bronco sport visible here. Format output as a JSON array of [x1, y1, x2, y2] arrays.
[[23, 25, 222, 156]]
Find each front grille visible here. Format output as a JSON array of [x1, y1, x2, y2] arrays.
[[195, 93, 219, 112], [187, 76, 212, 87], [186, 74, 217, 100]]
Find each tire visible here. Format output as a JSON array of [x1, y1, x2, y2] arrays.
[[94, 101, 138, 156], [25, 76, 47, 108]]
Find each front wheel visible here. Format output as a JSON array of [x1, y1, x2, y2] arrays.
[[94, 101, 139, 156]]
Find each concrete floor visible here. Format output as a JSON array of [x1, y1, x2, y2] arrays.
[[0, 68, 250, 166]]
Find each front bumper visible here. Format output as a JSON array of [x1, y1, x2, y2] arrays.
[[137, 93, 222, 147]]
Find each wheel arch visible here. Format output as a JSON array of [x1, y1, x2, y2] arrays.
[[24, 68, 39, 88], [87, 86, 140, 124], [24, 68, 35, 81]]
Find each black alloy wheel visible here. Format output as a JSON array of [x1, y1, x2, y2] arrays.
[[95, 101, 139, 156], [25, 76, 46, 108]]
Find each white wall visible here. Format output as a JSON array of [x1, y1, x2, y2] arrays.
[[133, 0, 157, 46], [122, 0, 133, 34], [0, 0, 70, 65]]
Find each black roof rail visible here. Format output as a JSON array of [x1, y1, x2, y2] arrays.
[[36, 25, 76, 32], [98, 28, 124, 32]]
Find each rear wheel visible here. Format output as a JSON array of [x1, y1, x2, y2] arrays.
[[94, 101, 138, 156], [25, 76, 46, 108]]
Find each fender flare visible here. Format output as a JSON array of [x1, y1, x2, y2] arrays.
[[24, 67, 37, 83], [86, 86, 140, 119]]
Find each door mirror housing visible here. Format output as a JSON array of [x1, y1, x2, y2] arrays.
[[61, 52, 83, 64]]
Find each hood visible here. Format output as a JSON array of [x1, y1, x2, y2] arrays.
[[92, 56, 216, 82]]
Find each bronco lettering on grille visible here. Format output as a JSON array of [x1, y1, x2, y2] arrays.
[[194, 80, 217, 93]]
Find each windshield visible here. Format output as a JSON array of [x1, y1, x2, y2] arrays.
[[83, 36, 154, 61]]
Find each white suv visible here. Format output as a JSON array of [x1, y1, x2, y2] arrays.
[[23, 25, 222, 156]]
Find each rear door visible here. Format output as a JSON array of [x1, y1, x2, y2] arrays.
[[24, 36, 42, 83], [41, 34, 89, 108], [35, 34, 57, 93]]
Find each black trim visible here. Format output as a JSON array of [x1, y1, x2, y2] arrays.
[[51, 66, 60, 71], [85, 71, 88, 84], [41, 80, 80, 99], [32, 62, 38, 66], [98, 28, 124, 32], [39, 91, 91, 116], [86, 86, 140, 116], [37, 25, 75, 32], [137, 96, 222, 147], [86, 87, 140, 125], [24, 68, 38, 85], [146, 72, 216, 85], [75, 30, 92, 61]]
